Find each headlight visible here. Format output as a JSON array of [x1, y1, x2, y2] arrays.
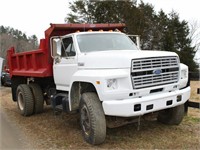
[[181, 69, 188, 79], [107, 79, 118, 89], [179, 63, 189, 89]]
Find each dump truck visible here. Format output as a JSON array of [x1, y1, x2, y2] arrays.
[[7, 23, 191, 145]]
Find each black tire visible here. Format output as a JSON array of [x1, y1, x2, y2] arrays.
[[80, 92, 106, 145], [157, 104, 185, 125], [29, 83, 44, 114], [11, 76, 26, 101], [1, 80, 5, 86], [1, 78, 6, 86], [16, 84, 34, 116]]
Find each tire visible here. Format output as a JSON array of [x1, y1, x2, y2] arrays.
[[157, 104, 185, 125], [11, 76, 26, 101], [1, 78, 5, 86], [29, 83, 44, 114], [1, 80, 5, 86], [16, 84, 34, 116], [80, 92, 106, 145]]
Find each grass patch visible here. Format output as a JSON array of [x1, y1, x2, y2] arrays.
[[184, 116, 200, 123]]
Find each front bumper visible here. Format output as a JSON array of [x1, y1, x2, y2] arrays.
[[102, 86, 190, 117]]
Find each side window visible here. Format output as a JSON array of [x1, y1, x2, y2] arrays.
[[61, 37, 76, 57]]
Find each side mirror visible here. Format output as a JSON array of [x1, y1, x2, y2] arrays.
[[50, 37, 62, 57]]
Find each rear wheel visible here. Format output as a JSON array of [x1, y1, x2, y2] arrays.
[[17, 84, 34, 116], [80, 92, 106, 145], [29, 83, 44, 114], [157, 104, 185, 125]]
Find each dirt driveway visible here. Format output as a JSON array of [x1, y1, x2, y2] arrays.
[[0, 109, 28, 149], [0, 81, 200, 149]]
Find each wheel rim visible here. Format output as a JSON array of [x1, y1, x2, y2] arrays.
[[81, 105, 91, 136], [18, 92, 24, 111]]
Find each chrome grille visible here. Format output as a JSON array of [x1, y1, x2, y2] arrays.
[[131, 56, 179, 89]]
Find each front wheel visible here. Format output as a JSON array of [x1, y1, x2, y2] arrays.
[[80, 92, 106, 145], [157, 104, 185, 125]]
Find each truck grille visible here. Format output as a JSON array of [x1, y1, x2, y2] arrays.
[[131, 56, 179, 89]]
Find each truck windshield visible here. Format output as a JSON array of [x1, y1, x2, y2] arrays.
[[77, 33, 138, 52]]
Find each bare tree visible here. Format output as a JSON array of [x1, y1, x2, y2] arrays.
[[189, 21, 200, 50], [188, 20, 200, 64]]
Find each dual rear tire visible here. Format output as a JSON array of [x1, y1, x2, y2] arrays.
[[16, 83, 44, 116]]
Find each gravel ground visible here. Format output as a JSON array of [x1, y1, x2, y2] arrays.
[[0, 109, 27, 149], [0, 81, 200, 149]]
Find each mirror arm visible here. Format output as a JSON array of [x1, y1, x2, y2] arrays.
[[55, 56, 61, 64]]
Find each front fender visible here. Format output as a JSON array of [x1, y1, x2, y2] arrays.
[[69, 68, 131, 107]]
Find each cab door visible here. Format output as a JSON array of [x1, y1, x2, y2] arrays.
[[53, 36, 78, 91]]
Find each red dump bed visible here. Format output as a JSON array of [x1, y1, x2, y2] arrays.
[[7, 23, 125, 78], [7, 39, 51, 77]]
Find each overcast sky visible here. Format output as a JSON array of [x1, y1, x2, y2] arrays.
[[0, 0, 199, 40]]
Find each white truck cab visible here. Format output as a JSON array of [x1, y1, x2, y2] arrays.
[[52, 31, 190, 111], [50, 31, 190, 144]]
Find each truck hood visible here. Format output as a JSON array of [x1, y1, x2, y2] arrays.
[[78, 50, 178, 69]]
